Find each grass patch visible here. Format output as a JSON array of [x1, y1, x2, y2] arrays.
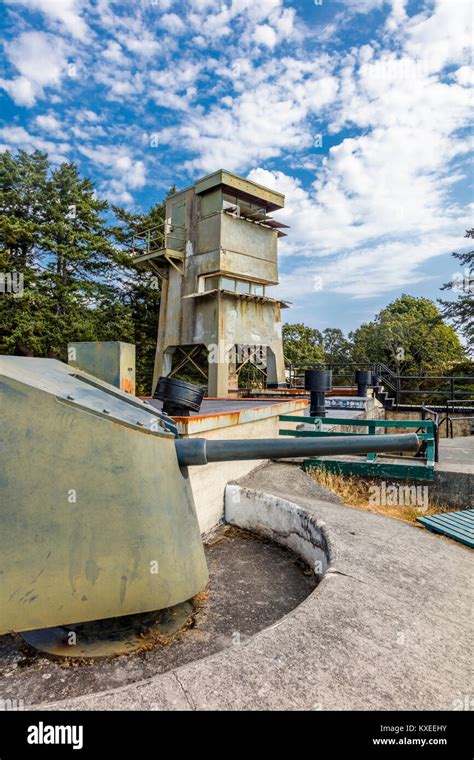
[[309, 469, 453, 525]]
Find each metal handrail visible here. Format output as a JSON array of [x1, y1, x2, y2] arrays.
[[420, 405, 440, 461], [288, 360, 474, 407], [132, 220, 186, 256], [443, 398, 474, 438]]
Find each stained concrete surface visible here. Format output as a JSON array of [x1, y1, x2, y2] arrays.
[[0, 527, 315, 707]]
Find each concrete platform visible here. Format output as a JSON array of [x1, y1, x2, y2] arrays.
[[437, 435, 474, 472], [147, 396, 285, 416], [432, 437, 474, 508], [37, 463, 472, 711], [146, 395, 376, 428]]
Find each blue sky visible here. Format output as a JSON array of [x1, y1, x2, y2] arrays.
[[0, 0, 472, 334]]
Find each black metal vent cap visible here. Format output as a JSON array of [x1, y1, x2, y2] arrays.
[[355, 370, 373, 386], [154, 376, 205, 415], [304, 369, 333, 392]]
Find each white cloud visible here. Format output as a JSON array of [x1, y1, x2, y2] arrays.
[[0, 76, 36, 107], [118, 32, 160, 57], [5, 0, 88, 39], [80, 110, 100, 122], [103, 40, 126, 64], [149, 61, 201, 111], [160, 13, 186, 34], [253, 24, 278, 49], [454, 65, 473, 87], [35, 112, 64, 135], [177, 59, 339, 171], [1, 31, 67, 106], [337, 0, 388, 13], [228, 1, 470, 300], [77, 144, 146, 204], [95, 68, 145, 99], [404, 0, 472, 74], [273, 230, 468, 304], [273, 7, 295, 39], [0, 125, 70, 162], [187, 0, 286, 41]]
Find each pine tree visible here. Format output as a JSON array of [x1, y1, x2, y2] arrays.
[[439, 229, 474, 347], [0, 150, 50, 355], [0, 152, 126, 358]]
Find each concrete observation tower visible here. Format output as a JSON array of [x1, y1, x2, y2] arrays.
[[133, 169, 290, 397]]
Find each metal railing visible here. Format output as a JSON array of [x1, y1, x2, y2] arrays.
[[372, 362, 474, 406], [420, 406, 440, 461], [279, 414, 436, 480], [288, 360, 474, 407], [132, 220, 186, 257], [442, 398, 474, 438]]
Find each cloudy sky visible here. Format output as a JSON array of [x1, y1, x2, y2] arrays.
[[0, 0, 472, 333]]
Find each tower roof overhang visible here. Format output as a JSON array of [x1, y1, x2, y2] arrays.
[[169, 169, 285, 212]]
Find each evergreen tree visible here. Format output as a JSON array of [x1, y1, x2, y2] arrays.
[[0, 150, 50, 355], [439, 229, 474, 348], [0, 152, 124, 358]]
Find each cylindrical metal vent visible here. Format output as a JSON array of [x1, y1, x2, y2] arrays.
[[154, 377, 204, 417], [304, 369, 333, 392], [304, 369, 333, 417], [355, 370, 372, 398]]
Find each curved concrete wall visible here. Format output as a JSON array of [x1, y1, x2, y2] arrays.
[[224, 484, 334, 579]]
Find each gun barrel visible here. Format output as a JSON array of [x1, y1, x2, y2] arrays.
[[175, 433, 419, 467]]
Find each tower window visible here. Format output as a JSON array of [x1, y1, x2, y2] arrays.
[[202, 275, 265, 296]]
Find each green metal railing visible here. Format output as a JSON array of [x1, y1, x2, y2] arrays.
[[279, 415, 436, 481]]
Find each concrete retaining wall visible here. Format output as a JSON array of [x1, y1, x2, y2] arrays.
[[225, 483, 333, 579], [189, 415, 276, 532], [385, 408, 473, 438]]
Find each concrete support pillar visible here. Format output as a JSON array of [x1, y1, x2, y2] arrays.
[[207, 355, 229, 397], [227, 349, 239, 391], [152, 344, 175, 395], [152, 276, 169, 392], [266, 344, 286, 388]]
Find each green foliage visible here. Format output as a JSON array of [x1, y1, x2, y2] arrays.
[[439, 229, 474, 347], [349, 295, 466, 376], [321, 327, 352, 364], [107, 203, 167, 395], [0, 150, 125, 359], [0, 150, 171, 395], [282, 322, 324, 364]]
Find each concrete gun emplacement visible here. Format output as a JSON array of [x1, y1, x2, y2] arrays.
[[0, 356, 419, 635]]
